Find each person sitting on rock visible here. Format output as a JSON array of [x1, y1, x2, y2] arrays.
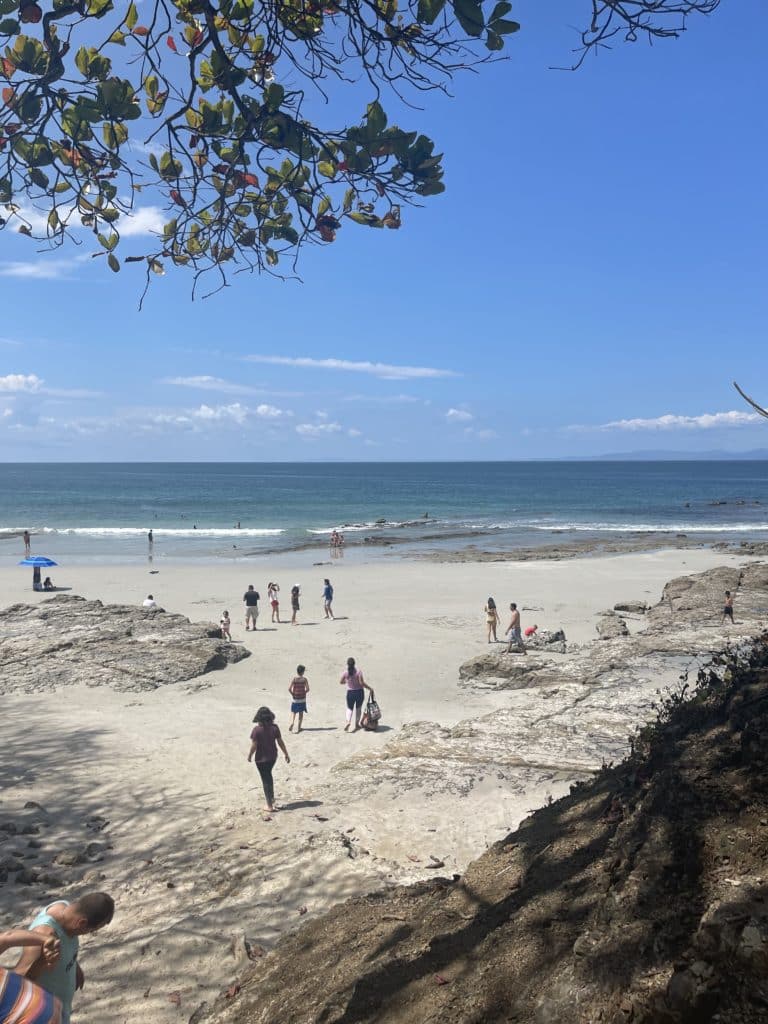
[[14, 892, 114, 1024]]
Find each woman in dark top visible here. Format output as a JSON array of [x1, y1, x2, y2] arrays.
[[290, 584, 300, 626], [248, 707, 290, 812]]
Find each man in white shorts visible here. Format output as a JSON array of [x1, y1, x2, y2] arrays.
[[243, 585, 260, 631]]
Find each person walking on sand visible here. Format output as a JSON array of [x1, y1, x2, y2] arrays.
[[504, 602, 526, 654], [248, 707, 290, 813], [23, 530, 31, 556], [268, 582, 281, 623], [1, 925, 62, 1024], [322, 578, 334, 619], [288, 664, 310, 733], [485, 597, 500, 643], [722, 590, 735, 625], [340, 656, 373, 732], [220, 610, 232, 641], [290, 583, 300, 625], [243, 584, 260, 631], [14, 892, 114, 1024]]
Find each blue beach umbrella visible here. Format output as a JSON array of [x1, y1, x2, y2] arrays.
[[18, 555, 58, 590]]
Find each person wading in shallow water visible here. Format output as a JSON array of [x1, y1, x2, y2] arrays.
[[248, 707, 290, 812]]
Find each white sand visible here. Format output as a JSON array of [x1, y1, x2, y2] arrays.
[[0, 547, 744, 1023]]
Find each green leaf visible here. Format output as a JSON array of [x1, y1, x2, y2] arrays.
[[489, 1, 511, 20], [485, 29, 503, 51], [452, 0, 484, 37], [107, 252, 120, 272], [47, 209, 59, 231], [366, 100, 387, 135], [318, 161, 336, 179], [342, 188, 355, 213], [0, 17, 20, 33], [493, 18, 520, 34], [125, 0, 138, 29], [264, 83, 284, 111], [416, 0, 445, 25]]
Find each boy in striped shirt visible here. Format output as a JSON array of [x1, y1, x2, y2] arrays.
[[288, 665, 310, 733]]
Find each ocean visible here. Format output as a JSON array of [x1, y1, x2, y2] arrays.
[[1, 461, 767, 564]]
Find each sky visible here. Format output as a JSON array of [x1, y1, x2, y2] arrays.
[[1, 0, 767, 461]]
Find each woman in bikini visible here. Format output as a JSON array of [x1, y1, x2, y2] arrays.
[[485, 597, 500, 643]]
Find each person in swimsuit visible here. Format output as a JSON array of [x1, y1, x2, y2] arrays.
[[268, 582, 281, 623], [290, 584, 300, 625], [722, 590, 734, 624], [339, 656, 373, 732], [14, 893, 114, 1024], [485, 597, 499, 643], [248, 707, 290, 812], [0, 927, 62, 1024], [288, 665, 310, 732]]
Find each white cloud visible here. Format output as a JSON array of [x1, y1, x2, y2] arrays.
[[0, 261, 71, 280], [446, 408, 473, 422], [246, 355, 458, 380], [254, 404, 287, 419], [191, 403, 249, 425], [343, 393, 423, 404], [1, 408, 12, 418], [167, 376, 263, 396], [570, 410, 764, 432], [347, 428, 362, 437], [120, 206, 166, 237], [0, 374, 43, 393], [296, 422, 343, 438]]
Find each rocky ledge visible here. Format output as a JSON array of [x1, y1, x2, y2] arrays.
[[197, 630, 768, 1024], [0, 595, 249, 694]]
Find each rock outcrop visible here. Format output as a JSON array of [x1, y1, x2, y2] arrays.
[[0, 595, 249, 694], [596, 612, 630, 639], [197, 631, 768, 1024]]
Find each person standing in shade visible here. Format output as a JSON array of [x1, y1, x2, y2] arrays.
[[339, 656, 373, 732], [485, 597, 500, 643], [14, 892, 115, 1024], [248, 707, 290, 812], [322, 578, 334, 619], [0, 925, 62, 1024], [23, 529, 31, 556], [290, 584, 300, 626], [243, 584, 260, 631]]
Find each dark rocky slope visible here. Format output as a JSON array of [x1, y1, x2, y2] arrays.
[[199, 628, 768, 1024]]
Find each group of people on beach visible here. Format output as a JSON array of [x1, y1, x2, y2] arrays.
[[218, 579, 336, 638], [329, 530, 345, 558], [484, 597, 534, 654], [1, 893, 114, 1024], [247, 656, 377, 813]]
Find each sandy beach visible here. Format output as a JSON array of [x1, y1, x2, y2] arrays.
[[0, 545, 754, 1023]]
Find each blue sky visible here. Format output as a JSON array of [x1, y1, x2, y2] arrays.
[[1, 0, 766, 460]]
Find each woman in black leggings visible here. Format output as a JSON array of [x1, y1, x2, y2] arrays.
[[248, 706, 290, 811]]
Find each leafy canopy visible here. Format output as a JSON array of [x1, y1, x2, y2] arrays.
[[0, 0, 717, 291], [0, 0, 519, 289]]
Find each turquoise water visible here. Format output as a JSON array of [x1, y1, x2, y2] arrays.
[[0, 462, 766, 563]]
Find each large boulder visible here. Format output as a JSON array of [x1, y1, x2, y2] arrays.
[[596, 614, 629, 640], [0, 595, 250, 694]]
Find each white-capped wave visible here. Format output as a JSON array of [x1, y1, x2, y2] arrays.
[[38, 527, 284, 538]]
